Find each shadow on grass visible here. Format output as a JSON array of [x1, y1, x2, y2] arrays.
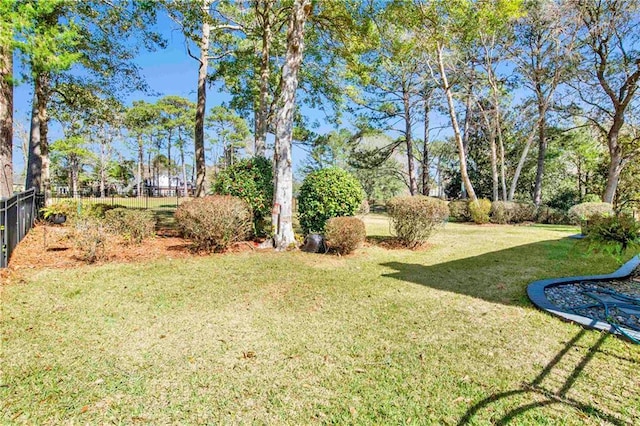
[[380, 239, 584, 308], [458, 329, 631, 425], [153, 209, 177, 231]]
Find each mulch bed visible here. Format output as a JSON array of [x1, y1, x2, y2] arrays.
[[2, 224, 259, 282]]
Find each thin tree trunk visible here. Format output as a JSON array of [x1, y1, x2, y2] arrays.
[[403, 89, 417, 195], [497, 119, 507, 201], [137, 135, 143, 197], [490, 128, 499, 202], [532, 101, 546, 206], [0, 44, 12, 199], [194, 0, 211, 197], [603, 129, 623, 203], [71, 155, 79, 198], [255, 0, 273, 157], [421, 90, 432, 196], [273, 0, 312, 250], [26, 92, 42, 192], [460, 84, 473, 199], [508, 127, 537, 201], [167, 128, 172, 192], [181, 143, 188, 197], [437, 45, 477, 202]]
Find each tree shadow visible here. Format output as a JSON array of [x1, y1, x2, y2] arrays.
[[380, 238, 595, 308], [458, 329, 634, 425]]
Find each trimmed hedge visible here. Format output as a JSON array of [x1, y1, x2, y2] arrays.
[[448, 200, 470, 222], [104, 208, 156, 244]]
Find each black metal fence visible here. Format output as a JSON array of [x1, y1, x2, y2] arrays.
[[50, 194, 189, 210], [1, 188, 40, 268]]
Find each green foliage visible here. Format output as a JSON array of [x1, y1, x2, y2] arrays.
[[72, 218, 107, 263], [386, 196, 449, 247], [567, 202, 614, 225], [40, 200, 77, 221], [212, 156, 273, 233], [448, 200, 470, 222], [536, 206, 568, 225], [324, 217, 366, 255], [585, 214, 640, 258], [468, 199, 492, 224], [81, 203, 124, 219], [582, 193, 601, 203], [513, 203, 538, 223], [104, 208, 156, 244], [298, 168, 364, 234], [175, 196, 252, 252], [490, 201, 518, 224]]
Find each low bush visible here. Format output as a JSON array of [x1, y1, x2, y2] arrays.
[[175, 196, 252, 252], [324, 217, 366, 255], [387, 196, 449, 248], [514, 203, 537, 223], [84, 203, 126, 219], [41, 200, 79, 223], [536, 206, 568, 224], [72, 218, 108, 263], [586, 214, 640, 256], [490, 201, 518, 224], [468, 199, 492, 224], [448, 200, 470, 222], [104, 208, 156, 244], [567, 202, 614, 225], [298, 168, 364, 234]]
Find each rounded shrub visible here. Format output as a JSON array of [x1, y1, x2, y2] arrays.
[[175, 195, 252, 252], [514, 202, 537, 223], [324, 216, 366, 255], [468, 199, 492, 224], [386, 196, 449, 248], [104, 208, 156, 244], [586, 214, 640, 254], [490, 201, 518, 224], [448, 200, 470, 222], [567, 202, 614, 225], [536, 206, 568, 224], [298, 168, 364, 234], [212, 156, 273, 233]]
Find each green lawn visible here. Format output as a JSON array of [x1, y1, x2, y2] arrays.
[[2, 217, 639, 424]]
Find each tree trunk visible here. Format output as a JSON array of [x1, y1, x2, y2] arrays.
[[255, 0, 273, 157], [421, 90, 432, 196], [137, 135, 143, 197], [437, 46, 477, 202], [403, 89, 417, 195], [71, 155, 79, 198], [602, 129, 623, 203], [460, 84, 473, 199], [0, 44, 12, 199], [532, 102, 546, 206], [181, 143, 188, 197], [194, 0, 211, 197], [508, 127, 537, 201], [167, 128, 172, 192], [273, 0, 312, 250], [489, 129, 499, 202], [0, 46, 13, 199], [26, 93, 42, 192]]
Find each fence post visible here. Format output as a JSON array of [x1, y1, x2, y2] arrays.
[[1, 197, 6, 268]]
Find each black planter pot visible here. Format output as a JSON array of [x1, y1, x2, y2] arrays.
[[49, 214, 67, 225]]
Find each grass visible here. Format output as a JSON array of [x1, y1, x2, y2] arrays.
[[2, 216, 639, 424]]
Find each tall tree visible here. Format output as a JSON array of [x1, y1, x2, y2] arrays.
[[125, 101, 159, 197], [510, 0, 576, 204], [206, 105, 250, 167], [569, 0, 640, 203], [273, 0, 312, 250]]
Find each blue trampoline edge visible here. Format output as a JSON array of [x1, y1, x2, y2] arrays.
[[527, 255, 640, 342]]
